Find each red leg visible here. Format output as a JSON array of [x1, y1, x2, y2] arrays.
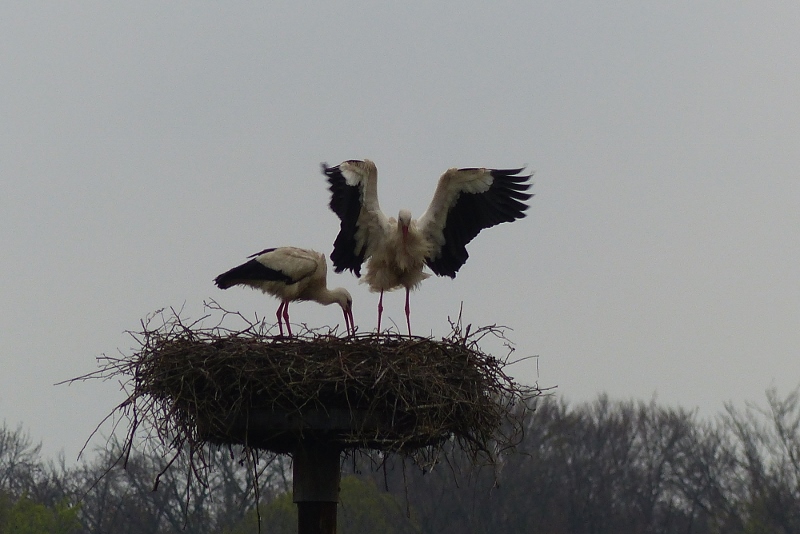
[[282, 301, 292, 337], [405, 287, 412, 336], [276, 302, 285, 336], [377, 290, 384, 333]]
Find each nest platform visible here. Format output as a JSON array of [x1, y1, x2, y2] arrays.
[[152, 331, 516, 454], [84, 304, 539, 472]]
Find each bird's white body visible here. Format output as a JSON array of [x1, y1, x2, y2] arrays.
[[322, 159, 532, 334], [239, 247, 331, 302], [214, 246, 354, 336], [362, 213, 431, 294]]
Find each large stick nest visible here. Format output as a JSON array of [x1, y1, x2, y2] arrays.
[[82, 302, 541, 470]]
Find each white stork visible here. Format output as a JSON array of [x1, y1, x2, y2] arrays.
[[321, 159, 532, 335], [214, 247, 354, 337]]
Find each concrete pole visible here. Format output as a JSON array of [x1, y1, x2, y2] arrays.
[[293, 444, 341, 534]]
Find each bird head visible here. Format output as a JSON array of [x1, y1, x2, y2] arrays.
[[398, 209, 412, 239], [334, 288, 355, 336]]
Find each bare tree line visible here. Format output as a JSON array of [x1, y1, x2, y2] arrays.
[[3, 388, 800, 533]]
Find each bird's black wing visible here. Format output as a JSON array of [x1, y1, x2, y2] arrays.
[[419, 167, 532, 278], [214, 248, 296, 289], [321, 161, 368, 276]]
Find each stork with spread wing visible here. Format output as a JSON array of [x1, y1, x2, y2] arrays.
[[322, 159, 532, 335]]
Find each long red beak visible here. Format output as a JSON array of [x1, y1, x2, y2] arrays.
[[343, 307, 355, 336]]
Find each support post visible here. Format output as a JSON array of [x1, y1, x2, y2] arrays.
[[293, 444, 341, 534]]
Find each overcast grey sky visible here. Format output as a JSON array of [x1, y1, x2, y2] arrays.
[[2, 2, 799, 460]]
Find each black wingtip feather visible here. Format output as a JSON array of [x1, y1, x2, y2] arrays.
[[213, 258, 294, 290], [489, 167, 528, 177], [323, 159, 367, 277], [426, 165, 533, 277], [213, 273, 236, 290], [247, 247, 277, 258]]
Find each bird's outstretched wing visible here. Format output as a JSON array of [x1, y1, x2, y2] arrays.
[[418, 167, 532, 278], [322, 159, 386, 277]]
